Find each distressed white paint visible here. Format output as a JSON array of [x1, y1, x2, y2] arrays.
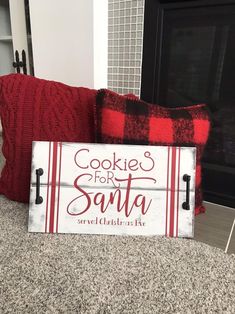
[[28, 142, 196, 237]]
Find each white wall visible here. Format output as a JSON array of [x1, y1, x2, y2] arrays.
[[93, 0, 108, 89], [29, 0, 107, 88]]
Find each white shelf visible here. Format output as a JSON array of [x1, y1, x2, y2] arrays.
[[0, 35, 13, 42]]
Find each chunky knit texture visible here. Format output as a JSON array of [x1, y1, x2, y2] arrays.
[[0, 74, 96, 203], [95, 89, 211, 215]]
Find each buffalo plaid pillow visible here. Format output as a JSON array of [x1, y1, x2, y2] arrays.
[[95, 89, 211, 215]]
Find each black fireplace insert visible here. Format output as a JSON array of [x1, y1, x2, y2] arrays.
[[141, 0, 235, 207]]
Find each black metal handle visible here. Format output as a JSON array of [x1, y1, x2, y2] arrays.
[[35, 168, 44, 204], [22, 50, 27, 74], [182, 174, 191, 210], [13, 50, 21, 73], [12, 50, 27, 74]]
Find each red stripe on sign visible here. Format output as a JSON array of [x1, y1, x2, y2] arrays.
[[49, 142, 58, 233], [56, 143, 62, 233], [165, 146, 170, 236], [176, 147, 181, 237], [169, 147, 177, 237], [45, 142, 52, 233]]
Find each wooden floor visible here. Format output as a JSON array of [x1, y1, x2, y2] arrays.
[[194, 201, 235, 254]]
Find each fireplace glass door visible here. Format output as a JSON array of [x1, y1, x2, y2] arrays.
[[142, 2, 235, 207]]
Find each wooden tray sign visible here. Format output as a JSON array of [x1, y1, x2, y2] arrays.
[[28, 142, 196, 237]]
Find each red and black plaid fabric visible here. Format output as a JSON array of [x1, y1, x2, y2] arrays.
[[95, 89, 211, 215]]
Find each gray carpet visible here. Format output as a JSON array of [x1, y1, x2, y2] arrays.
[[0, 196, 234, 314]]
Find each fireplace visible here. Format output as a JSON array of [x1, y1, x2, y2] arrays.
[[141, 0, 235, 208]]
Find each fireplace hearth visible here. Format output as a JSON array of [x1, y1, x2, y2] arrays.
[[141, 0, 235, 208]]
